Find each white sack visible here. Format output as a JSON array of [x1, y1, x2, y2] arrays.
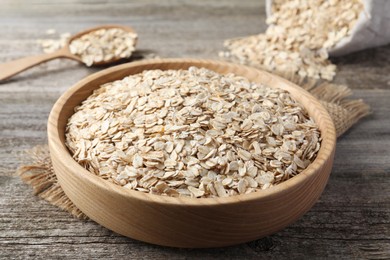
[[265, 0, 390, 56]]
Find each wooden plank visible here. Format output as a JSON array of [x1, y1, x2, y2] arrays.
[[0, 0, 389, 258]]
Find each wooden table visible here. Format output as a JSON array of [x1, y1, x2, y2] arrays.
[[1, 1, 389, 258]]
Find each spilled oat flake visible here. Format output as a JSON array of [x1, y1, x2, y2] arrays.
[[220, 0, 363, 80]]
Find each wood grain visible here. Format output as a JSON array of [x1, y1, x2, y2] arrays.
[[0, 0, 389, 258], [0, 48, 77, 81]]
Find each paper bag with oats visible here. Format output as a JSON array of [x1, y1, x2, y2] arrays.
[[265, 0, 390, 56]]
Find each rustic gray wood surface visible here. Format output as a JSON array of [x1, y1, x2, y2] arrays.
[[1, 0, 389, 259]]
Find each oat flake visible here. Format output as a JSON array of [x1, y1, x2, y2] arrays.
[[65, 67, 321, 198]]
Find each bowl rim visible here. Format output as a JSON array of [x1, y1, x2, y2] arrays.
[[48, 58, 336, 207]]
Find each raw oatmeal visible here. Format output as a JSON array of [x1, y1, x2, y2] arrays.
[[65, 67, 321, 198], [220, 0, 363, 80], [69, 28, 137, 66]]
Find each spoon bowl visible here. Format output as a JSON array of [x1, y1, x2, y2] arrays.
[[65, 24, 138, 66]]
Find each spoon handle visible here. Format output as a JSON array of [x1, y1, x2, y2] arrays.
[[0, 48, 74, 81]]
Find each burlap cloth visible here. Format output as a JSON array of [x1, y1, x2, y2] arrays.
[[17, 73, 370, 220]]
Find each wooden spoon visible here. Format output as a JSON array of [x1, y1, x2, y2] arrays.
[[0, 25, 137, 81]]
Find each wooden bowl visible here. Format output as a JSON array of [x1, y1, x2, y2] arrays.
[[48, 58, 336, 248]]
